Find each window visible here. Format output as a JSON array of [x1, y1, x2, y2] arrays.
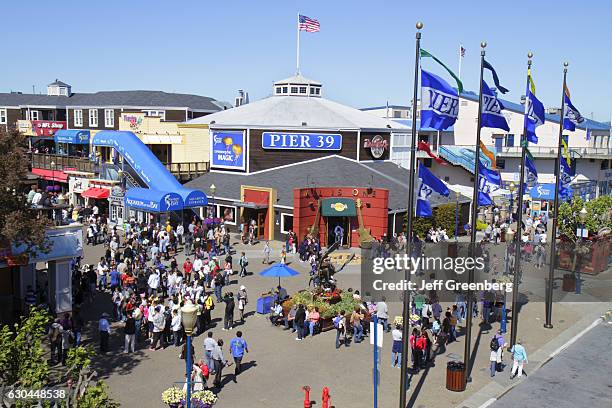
[[143, 110, 166, 120], [280, 213, 294, 234], [496, 158, 506, 169], [74, 109, 83, 127], [310, 87, 315, 95], [30, 110, 39, 120], [424, 158, 433, 167], [314, 88, 320, 95], [290, 86, 298, 94], [104, 109, 114, 127], [505, 134, 514, 147], [299, 86, 307, 94], [461, 100, 468, 106], [282, 86, 288, 94], [276, 87, 282, 94], [393, 110, 402, 118], [89, 109, 98, 127], [0, 109, 6, 124], [218, 205, 237, 225]]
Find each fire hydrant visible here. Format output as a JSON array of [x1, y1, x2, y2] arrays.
[[302, 386, 311, 408], [322, 387, 330, 408]]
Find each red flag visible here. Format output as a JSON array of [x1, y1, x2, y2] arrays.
[[418, 141, 447, 165]]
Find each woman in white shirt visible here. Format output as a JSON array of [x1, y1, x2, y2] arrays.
[[391, 324, 403, 368]]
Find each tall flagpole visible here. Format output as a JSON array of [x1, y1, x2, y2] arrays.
[[510, 52, 534, 347], [399, 21, 422, 408], [465, 41, 487, 384], [458, 44, 463, 82], [544, 62, 569, 329], [296, 14, 301, 74]]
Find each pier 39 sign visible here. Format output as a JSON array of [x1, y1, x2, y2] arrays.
[[262, 132, 342, 151]]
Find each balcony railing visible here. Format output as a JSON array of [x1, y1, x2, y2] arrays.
[[31, 153, 95, 173], [163, 162, 210, 181], [449, 144, 612, 158]]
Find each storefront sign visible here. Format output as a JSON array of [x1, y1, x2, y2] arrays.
[[31, 120, 67, 137], [111, 186, 125, 198], [55, 130, 90, 144], [126, 197, 159, 211], [261, 132, 342, 151], [211, 131, 246, 170], [363, 135, 388, 159]]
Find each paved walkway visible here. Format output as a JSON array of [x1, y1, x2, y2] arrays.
[[74, 236, 611, 407]]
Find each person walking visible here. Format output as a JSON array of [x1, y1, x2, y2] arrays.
[[350, 307, 364, 343], [294, 304, 306, 341], [262, 242, 270, 265], [237, 285, 248, 323], [171, 309, 182, 346], [509, 340, 528, 379], [204, 332, 217, 374], [212, 339, 230, 389], [223, 292, 235, 331], [150, 306, 165, 350], [99, 313, 111, 353], [124, 310, 136, 353], [375, 296, 390, 332], [48, 319, 63, 365], [239, 252, 248, 277], [333, 310, 347, 349], [229, 331, 249, 382], [391, 324, 403, 368]]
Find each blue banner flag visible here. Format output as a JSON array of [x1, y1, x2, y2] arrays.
[[478, 160, 501, 206], [525, 149, 538, 183], [559, 157, 575, 201], [563, 87, 584, 131], [483, 59, 509, 94], [417, 165, 450, 217], [420, 70, 459, 131], [481, 80, 510, 131], [524, 73, 545, 144]]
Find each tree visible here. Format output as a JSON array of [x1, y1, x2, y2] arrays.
[[404, 203, 459, 238], [0, 127, 49, 255], [559, 195, 612, 242]]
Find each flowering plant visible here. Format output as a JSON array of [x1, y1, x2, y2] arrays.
[[161, 387, 186, 404], [192, 390, 218, 405]]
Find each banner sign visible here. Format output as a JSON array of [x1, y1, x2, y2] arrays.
[[31, 120, 67, 137], [211, 131, 246, 170], [261, 132, 342, 150]]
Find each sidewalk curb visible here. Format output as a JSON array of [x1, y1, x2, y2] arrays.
[[456, 304, 610, 408]]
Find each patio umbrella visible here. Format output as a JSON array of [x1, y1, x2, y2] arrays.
[[259, 263, 300, 287]]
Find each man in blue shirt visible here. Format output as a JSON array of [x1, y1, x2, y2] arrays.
[[109, 266, 120, 293], [229, 331, 249, 381]]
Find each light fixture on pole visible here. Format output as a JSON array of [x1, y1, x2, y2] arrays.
[[508, 182, 516, 223], [181, 300, 198, 408], [455, 190, 460, 241], [209, 183, 216, 219], [50, 160, 56, 185]]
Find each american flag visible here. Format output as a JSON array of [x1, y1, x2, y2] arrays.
[[460, 45, 466, 58], [299, 14, 320, 32]]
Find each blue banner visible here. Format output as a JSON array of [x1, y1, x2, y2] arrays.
[[529, 183, 555, 200], [55, 130, 90, 145], [478, 160, 501, 206], [525, 154, 538, 183], [481, 81, 510, 131], [124, 188, 183, 212], [524, 85, 545, 144], [211, 131, 246, 170], [261, 132, 342, 150], [417, 165, 449, 217], [420, 70, 459, 131], [563, 91, 584, 132]]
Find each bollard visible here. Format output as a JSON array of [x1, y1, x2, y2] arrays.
[[302, 386, 311, 408], [322, 387, 330, 408]]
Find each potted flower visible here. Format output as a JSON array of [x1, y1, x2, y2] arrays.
[[190, 390, 218, 407], [161, 387, 186, 408]]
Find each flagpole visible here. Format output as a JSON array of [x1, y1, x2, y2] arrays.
[[296, 13, 301, 74], [458, 44, 463, 82], [544, 62, 568, 329], [510, 52, 533, 347], [465, 41, 487, 385], [399, 21, 422, 408]]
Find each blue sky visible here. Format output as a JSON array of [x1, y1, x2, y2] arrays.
[[2, 0, 611, 121]]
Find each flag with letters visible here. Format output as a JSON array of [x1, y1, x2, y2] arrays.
[[298, 15, 320, 32], [524, 70, 545, 144], [559, 157, 575, 201], [417, 164, 450, 217], [478, 160, 501, 206], [420, 70, 459, 131], [481, 80, 510, 131], [525, 147, 538, 183], [563, 85, 584, 131]]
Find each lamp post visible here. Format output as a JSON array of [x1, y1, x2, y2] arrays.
[[502, 229, 515, 333], [181, 300, 198, 408], [455, 190, 460, 241], [576, 207, 588, 295], [50, 160, 56, 186], [508, 182, 516, 224], [209, 183, 217, 220]]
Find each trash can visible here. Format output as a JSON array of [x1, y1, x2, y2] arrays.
[[446, 361, 466, 392], [562, 273, 576, 292]]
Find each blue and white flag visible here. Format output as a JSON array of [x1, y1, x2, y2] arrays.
[[524, 73, 545, 144], [559, 157, 575, 201], [563, 87, 584, 131], [416, 164, 450, 217], [478, 160, 501, 206], [481, 80, 510, 131], [525, 154, 538, 184], [420, 70, 459, 131]]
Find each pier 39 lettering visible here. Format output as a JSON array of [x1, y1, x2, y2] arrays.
[[261, 132, 342, 150], [421, 87, 459, 117]]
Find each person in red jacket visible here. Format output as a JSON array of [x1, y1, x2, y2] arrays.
[[183, 258, 193, 284], [416, 332, 428, 369], [409, 328, 420, 372]]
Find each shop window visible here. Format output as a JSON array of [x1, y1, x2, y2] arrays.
[[89, 109, 98, 127], [0, 109, 6, 124], [218, 205, 237, 225], [74, 109, 83, 127], [105, 109, 114, 127], [280, 213, 293, 234]]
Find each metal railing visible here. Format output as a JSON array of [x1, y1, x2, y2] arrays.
[[163, 162, 209, 180], [443, 144, 612, 158], [31, 153, 95, 173]]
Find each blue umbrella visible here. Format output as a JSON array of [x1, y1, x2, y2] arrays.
[[259, 263, 300, 287]]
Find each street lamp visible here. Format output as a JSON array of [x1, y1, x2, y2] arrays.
[[501, 229, 515, 334], [508, 182, 516, 223], [50, 160, 56, 186], [576, 207, 588, 294], [209, 183, 216, 220], [455, 191, 460, 241], [181, 300, 198, 408]]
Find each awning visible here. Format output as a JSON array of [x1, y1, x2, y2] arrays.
[[231, 200, 268, 209], [81, 187, 110, 199], [124, 187, 183, 212], [31, 168, 68, 182], [321, 197, 357, 217], [177, 188, 208, 208], [54, 130, 90, 145]]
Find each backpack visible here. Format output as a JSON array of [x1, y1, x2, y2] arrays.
[[490, 337, 500, 352], [333, 316, 341, 329]]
